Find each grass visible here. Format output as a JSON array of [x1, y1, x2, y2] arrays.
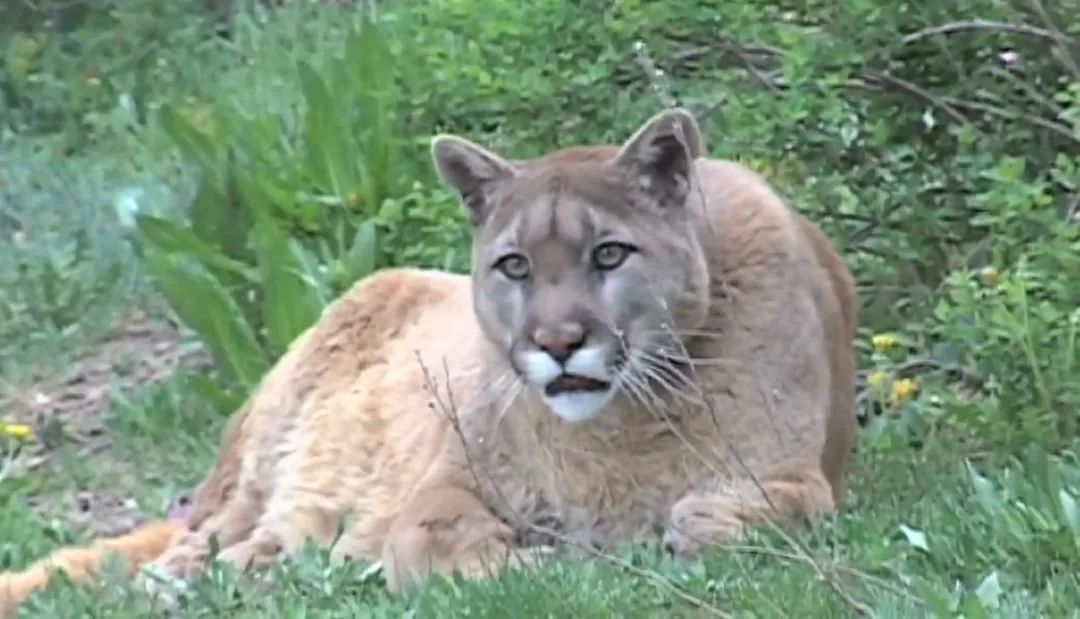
[[1, 0, 1078, 617], [4, 426, 1076, 617]]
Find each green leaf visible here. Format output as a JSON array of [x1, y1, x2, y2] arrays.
[[159, 103, 219, 173], [244, 181, 325, 353], [968, 462, 1001, 516], [189, 172, 250, 260], [134, 214, 257, 281], [1061, 489, 1080, 537], [345, 218, 378, 282], [898, 524, 929, 552], [343, 23, 397, 210], [143, 250, 267, 389], [974, 571, 1002, 610], [298, 60, 355, 198], [183, 374, 245, 416]]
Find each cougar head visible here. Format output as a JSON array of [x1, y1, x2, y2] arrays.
[[431, 109, 711, 423]]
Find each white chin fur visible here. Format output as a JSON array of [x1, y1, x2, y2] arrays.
[[543, 388, 616, 423]]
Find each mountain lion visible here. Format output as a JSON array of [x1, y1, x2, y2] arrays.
[[0, 108, 857, 614]]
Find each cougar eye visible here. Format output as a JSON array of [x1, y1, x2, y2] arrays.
[[493, 253, 531, 280], [592, 242, 636, 271]]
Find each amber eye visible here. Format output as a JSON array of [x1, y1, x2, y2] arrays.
[[494, 253, 531, 280], [592, 242, 635, 271]]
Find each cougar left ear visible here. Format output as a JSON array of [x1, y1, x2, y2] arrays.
[[431, 135, 518, 227], [612, 108, 703, 208]]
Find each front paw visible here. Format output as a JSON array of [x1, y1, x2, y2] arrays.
[[663, 494, 745, 557], [382, 515, 515, 593]]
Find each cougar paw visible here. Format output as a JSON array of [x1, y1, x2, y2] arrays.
[[663, 494, 745, 557]]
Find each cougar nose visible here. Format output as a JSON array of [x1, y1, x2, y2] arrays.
[[531, 323, 586, 364]]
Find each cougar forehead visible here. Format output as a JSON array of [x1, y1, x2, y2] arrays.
[[474, 151, 704, 333]]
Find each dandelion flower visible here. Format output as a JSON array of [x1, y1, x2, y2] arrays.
[[0, 422, 33, 440], [866, 370, 890, 392], [872, 334, 898, 351], [889, 378, 919, 406]]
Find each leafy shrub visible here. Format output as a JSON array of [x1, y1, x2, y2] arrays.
[[0, 143, 147, 371], [132, 19, 413, 399], [1, 0, 218, 143]]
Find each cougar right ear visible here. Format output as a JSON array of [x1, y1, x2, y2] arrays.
[[431, 135, 518, 227], [612, 108, 702, 210]]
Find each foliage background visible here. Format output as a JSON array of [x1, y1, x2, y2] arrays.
[[1, 0, 1077, 616]]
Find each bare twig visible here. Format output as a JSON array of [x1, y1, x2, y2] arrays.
[[988, 66, 1066, 118], [900, 19, 1076, 47], [944, 97, 1080, 146], [858, 71, 971, 126], [1026, 0, 1080, 79]]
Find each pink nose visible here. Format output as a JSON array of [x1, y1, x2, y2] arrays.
[[531, 323, 586, 363]]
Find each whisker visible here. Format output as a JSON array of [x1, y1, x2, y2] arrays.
[[622, 357, 667, 418], [639, 363, 705, 409]]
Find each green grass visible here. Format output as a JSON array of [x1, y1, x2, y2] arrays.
[[1, 0, 1078, 617], [4, 427, 1076, 617]]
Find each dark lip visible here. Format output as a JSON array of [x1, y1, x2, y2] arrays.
[[545, 374, 611, 397]]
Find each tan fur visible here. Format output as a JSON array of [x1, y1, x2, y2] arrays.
[[0, 520, 181, 617], [0, 109, 857, 611]]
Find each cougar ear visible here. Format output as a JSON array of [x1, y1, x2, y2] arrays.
[[431, 135, 518, 227], [612, 108, 703, 208]]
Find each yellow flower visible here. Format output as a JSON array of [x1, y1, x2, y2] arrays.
[[866, 370, 890, 392], [871, 334, 898, 351], [889, 378, 919, 406], [0, 423, 33, 440]]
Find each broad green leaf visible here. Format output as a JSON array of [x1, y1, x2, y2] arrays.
[[134, 214, 257, 282], [143, 250, 267, 389], [189, 172, 250, 261], [298, 60, 355, 198], [345, 218, 378, 282], [344, 24, 396, 210], [159, 103, 219, 173], [184, 374, 246, 416], [242, 179, 325, 353]]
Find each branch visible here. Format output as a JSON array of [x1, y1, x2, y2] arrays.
[[901, 19, 1076, 46], [856, 71, 971, 125], [1026, 0, 1080, 79], [944, 97, 1080, 146]]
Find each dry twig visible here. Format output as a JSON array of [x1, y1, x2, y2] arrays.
[[900, 19, 1076, 47]]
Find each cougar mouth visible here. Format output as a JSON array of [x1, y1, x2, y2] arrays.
[[545, 374, 611, 396]]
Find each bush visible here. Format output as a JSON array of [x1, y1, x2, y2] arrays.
[[130, 18, 416, 400]]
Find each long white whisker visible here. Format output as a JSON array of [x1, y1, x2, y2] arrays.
[[635, 350, 706, 402], [639, 362, 705, 409]]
